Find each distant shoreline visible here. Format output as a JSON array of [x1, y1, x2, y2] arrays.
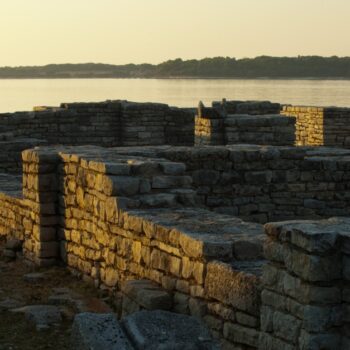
[[1, 76, 350, 81], [1, 56, 350, 80]]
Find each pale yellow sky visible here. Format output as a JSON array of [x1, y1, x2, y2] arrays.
[[0, 0, 349, 66]]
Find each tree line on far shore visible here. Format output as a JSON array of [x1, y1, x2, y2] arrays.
[[1, 56, 350, 79]]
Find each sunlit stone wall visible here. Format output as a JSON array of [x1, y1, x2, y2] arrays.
[[282, 105, 350, 148]]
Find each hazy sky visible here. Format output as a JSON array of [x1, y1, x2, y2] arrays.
[[1, 0, 349, 66]]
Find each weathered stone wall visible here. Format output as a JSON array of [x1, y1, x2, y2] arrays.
[[137, 145, 350, 223], [224, 115, 295, 146], [0, 133, 47, 173], [281, 106, 324, 146], [0, 101, 194, 148], [0, 145, 349, 349], [0, 102, 123, 146], [195, 100, 295, 147], [0, 101, 195, 173], [281, 105, 350, 148], [212, 100, 281, 116], [260, 218, 350, 350], [16, 146, 264, 349], [121, 103, 194, 147], [0, 174, 28, 240]]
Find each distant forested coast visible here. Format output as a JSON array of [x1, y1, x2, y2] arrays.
[[1, 56, 350, 79]]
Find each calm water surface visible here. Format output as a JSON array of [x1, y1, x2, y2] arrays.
[[0, 79, 349, 113]]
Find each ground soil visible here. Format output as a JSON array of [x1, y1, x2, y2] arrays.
[[0, 241, 112, 350]]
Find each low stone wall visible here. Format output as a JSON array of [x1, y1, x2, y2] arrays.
[[281, 105, 350, 148], [0, 101, 195, 173], [0, 101, 194, 149]]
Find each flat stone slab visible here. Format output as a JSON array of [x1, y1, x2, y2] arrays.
[[122, 310, 220, 350], [11, 305, 62, 330], [122, 280, 172, 311], [0, 298, 25, 311], [23, 273, 46, 284], [71, 313, 133, 350]]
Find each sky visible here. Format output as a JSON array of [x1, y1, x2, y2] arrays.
[[0, 0, 349, 66]]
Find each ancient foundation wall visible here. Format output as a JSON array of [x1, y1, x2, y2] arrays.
[[0, 101, 195, 173], [19, 146, 264, 349], [156, 145, 350, 223], [281, 105, 350, 148], [0, 145, 349, 349]]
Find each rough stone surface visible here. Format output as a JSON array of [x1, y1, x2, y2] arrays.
[[12, 305, 62, 330], [71, 313, 133, 350], [122, 310, 220, 350]]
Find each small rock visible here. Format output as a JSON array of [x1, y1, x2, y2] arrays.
[[2, 249, 16, 261], [123, 310, 220, 349], [23, 273, 46, 284], [5, 239, 22, 251], [11, 305, 62, 331], [0, 298, 25, 311]]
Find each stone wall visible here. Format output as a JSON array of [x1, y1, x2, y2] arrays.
[[224, 115, 295, 146], [212, 100, 281, 116], [260, 218, 350, 350], [143, 145, 350, 223], [195, 100, 295, 146], [0, 174, 28, 240], [0, 145, 350, 349], [281, 105, 350, 148], [0, 101, 195, 173], [18, 146, 265, 349]]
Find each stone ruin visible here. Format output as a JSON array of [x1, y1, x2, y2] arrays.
[[0, 99, 350, 349]]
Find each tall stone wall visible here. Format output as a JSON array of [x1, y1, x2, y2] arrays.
[[281, 105, 350, 148]]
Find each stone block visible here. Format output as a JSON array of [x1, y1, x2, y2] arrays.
[[223, 322, 259, 348], [121, 280, 172, 311], [72, 313, 133, 350]]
